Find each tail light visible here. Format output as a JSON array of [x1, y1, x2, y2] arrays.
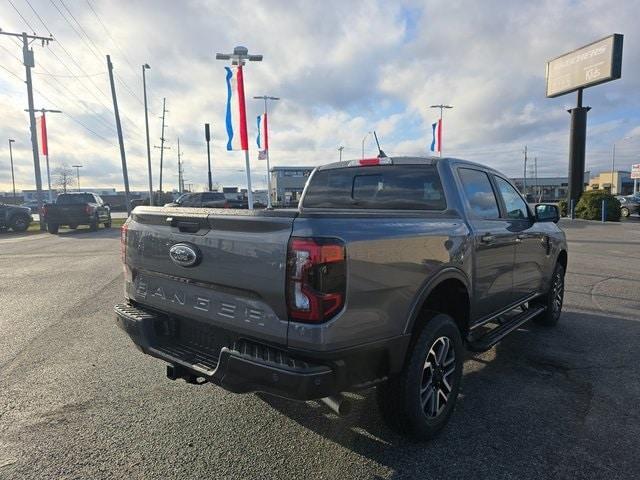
[[85, 205, 95, 215], [41, 204, 48, 217], [286, 237, 346, 323], [120, 223, 128, 263]]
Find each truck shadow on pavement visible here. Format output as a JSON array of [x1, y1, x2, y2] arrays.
[[258, 309, 640, 479]]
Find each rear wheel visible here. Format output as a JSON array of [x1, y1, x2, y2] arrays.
[[534, 262, 565, 326], [89, 216, 98, 231], [68, 224, 78, 230], [47, 222, 59, 234], [621, 207, 630, 218], [376, 313, 463, 440], [10, 215, 30, 232]]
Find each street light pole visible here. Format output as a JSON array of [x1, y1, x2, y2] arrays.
[[205, 123, 212, 191], [429, 104, 453, 157], [338, 145, 344, 162], [8, 139, 16, 204], [253, 95, 279, 209], [72, 165, 83, 191], [362, 132, 372, 159], [142, 64, 153, 205], [611, 135, 635, 195], [216, 46, 263, 210]]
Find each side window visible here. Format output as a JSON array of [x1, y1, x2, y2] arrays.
[[494, 176, 529, 220], [458, 168, 500, 219]]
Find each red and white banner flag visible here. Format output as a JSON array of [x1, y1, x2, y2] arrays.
[[37, 113, 48, 156]]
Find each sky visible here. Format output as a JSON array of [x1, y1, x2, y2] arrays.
[[1, 0, 639, 193]]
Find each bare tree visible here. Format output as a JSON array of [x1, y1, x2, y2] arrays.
[[54, 164, 74, 193]]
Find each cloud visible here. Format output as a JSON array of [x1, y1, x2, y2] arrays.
[[1, 0, 639, 195]]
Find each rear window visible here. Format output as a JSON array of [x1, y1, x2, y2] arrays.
[[57, 194, 95, 205], [302, 165, 446, 210]]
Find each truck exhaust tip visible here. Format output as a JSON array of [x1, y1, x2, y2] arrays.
[[320, 394, 351, 416]]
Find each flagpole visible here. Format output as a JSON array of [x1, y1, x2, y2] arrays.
[[430, 104, 453, 158], [264, 98, 272, 209]]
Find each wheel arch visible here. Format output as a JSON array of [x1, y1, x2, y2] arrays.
[[404, 268, 471, 339], [556, 249, 568, 272]]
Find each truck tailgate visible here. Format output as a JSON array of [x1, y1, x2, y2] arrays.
[[125, 207, 296, 344]]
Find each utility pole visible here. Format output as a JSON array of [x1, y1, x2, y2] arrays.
[[534, 156, 539, 201], [253, 95, 279, 208], [8, 139, 16, 204], [205, 123, 212, 191], [429, 104, 453, 157], [106, 55, 131, 214], [72, 165, 83, 191], [177, 137, 182, 193], [26, 108, 62, 202], [154, 98, 169, 193], [142, 64, 153, 205], [216, 46, 263, 210], [523, 145, 528, 196], [0, 30, 54, 230], [338, 145, 344, 162]]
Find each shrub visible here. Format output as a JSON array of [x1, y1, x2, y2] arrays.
[[558, 199, 568, 217], [575, 190, 621, 221]]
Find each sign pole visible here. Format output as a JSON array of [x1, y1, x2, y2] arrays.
[[567, 88, 590, 205], [205, 123, 213, 191]]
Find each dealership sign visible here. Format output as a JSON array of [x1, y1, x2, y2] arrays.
[[631, 164, 640, 180], [546, 34, 623, 98]]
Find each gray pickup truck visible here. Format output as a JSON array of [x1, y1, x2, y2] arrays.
[[115, 156, 567, 440]]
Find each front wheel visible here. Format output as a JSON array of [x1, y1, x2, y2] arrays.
[[47, 222, 59, 234], [10, 215, 30, 232], [534, 262, 565, 326], [376, 313, 463, 440], [621, 207, 630, 218]]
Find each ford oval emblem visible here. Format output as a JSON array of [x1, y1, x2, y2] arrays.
[[169, 243, 201, 267]]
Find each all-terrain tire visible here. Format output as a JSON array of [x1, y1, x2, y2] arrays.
[[47, 222, 59, 234], [10, 214, 30, 232], [376, 313, 463, 441], [533, 262, 565, 326]]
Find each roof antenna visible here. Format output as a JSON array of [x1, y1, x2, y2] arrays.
[[373, 131, 387, 158]]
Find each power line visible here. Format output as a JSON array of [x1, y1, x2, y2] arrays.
[[23, 0, 54, 36], [7, 0, 36, 32], [84, 0, 136, 72]]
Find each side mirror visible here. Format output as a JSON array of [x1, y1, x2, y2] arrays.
[[535, 204, 560, 223]]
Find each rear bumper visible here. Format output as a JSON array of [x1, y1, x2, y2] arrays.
[[114, 303, 338, 400]]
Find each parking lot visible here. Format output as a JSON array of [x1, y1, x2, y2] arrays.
[[1, 219, 639, 479]]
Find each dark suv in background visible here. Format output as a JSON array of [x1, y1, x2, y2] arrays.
[[164, 192, 230, 208], [0, 204, 32, 232]]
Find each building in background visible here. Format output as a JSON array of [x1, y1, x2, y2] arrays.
[[270, 166, 314, 206], [511, 173, 589, 202], [588, 170, 634, 195]]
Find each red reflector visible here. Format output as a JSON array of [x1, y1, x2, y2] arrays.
[[359, 158, 380, 166]]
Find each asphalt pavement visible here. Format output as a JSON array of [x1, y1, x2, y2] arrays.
[[1, 219, 639, 479]]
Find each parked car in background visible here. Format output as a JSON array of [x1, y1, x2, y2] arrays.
[[616, 195, 640, 217], [116, 156, 567, 440], [164, 192, 230, 208], [0, 203, 32, 232], [42, 192, 112, 234], [20, 201, 41, 213]]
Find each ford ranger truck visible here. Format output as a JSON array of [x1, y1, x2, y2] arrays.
[[115, 156, 567, 440]]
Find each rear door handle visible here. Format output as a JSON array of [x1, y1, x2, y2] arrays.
[[480, 234, 495, 244]]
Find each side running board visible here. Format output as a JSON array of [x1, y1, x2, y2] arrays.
[[467, 305, 546, 352]]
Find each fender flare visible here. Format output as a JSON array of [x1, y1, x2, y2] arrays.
[[403, 267, 471, 335]]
